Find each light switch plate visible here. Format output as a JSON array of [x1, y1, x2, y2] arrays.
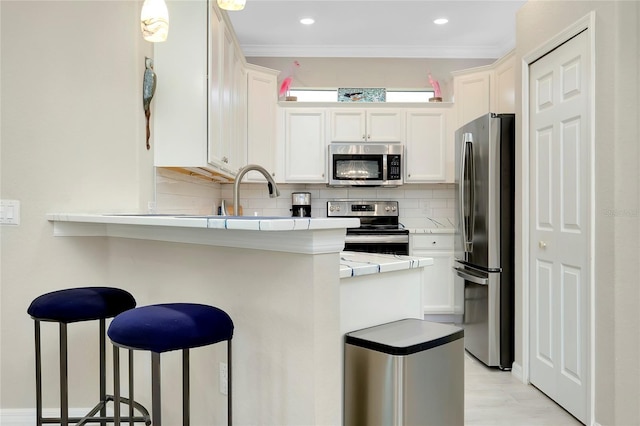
[[0, 200, 21, 225]]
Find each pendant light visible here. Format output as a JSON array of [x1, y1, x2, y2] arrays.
[[217, 0, 246, 11], [140, 0, 169, 42]]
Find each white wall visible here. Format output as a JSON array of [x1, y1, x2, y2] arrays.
[[515, 1, 640, 424], [247, 57, 496, 101], [1, 0, 154, 411]]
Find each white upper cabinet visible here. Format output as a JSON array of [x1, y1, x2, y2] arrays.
[[153, 0, 249, 179], [330, 109, 404, 142], [153, 0, 209, 171], [404, 107, 452, 183], [209, 6, 245, 175], [245, 66, 279, 182], [452, 50, 516, 129], [283, 109, 327, 183], [453, 69, 491, 129], [490, 51, 516, 115]]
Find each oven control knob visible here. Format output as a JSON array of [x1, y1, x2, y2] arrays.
[[385, 206, 390, 212]]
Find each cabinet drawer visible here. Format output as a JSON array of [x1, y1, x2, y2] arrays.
[[410, 234, 454, 251]]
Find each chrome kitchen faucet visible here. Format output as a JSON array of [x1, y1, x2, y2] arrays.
[[223, 164, 280, 216]]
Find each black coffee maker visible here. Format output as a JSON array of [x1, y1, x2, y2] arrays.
[[291, 192, 311, 217]]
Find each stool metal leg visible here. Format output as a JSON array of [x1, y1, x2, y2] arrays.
[[111, 345, 151, 426], [151, 352, 162, 426], [183, 349, 190, 426], [228, 340, 232, 426], [59, 323, 69, 426], [34, 320, 43, 426], [99, 319, 107, 426], [113, 345, 121, 426], [129, 349, 135, 426]]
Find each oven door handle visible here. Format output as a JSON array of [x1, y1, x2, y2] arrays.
[[345, 235, 409, 244]]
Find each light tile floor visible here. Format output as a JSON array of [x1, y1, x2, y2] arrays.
[[464, 352, 583, 425]]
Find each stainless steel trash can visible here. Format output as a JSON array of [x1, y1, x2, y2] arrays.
[[344, 318, 464, 425]]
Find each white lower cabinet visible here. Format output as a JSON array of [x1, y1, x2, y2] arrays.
[[410, 233, 461, 315]]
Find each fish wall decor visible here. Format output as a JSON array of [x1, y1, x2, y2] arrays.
[[143, 57, 157, 150]]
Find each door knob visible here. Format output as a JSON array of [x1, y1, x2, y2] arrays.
[[539, 241, 547, 249]]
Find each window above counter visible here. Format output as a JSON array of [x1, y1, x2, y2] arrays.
[[288, 88, 437, 103]]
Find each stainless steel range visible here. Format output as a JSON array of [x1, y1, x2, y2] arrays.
[[327, 200, 409, 255]]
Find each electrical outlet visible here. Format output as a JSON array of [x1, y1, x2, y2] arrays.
[[219, 362, 228, 395]]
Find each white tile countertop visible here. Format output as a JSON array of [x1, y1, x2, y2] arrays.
[[46, 213, 360, 231], [339, 251, 433, 279], [407, 228, 455, 234], [46, 213, 361, 255]]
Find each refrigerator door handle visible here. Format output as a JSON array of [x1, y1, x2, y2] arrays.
[[460, 133, 475, 253], [454, 266, 488, 285], [459, 134, 468, 251]]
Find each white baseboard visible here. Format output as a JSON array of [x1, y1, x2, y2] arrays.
[[511, 361, 524, 383], [0, 407, 96, 426], [0, 409, 33, 426]]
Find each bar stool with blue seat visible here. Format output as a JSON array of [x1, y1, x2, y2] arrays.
[[27, 286, 150, 426], [107, 303, 234, 426]]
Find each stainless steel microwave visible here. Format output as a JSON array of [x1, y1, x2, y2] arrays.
[[328, 143, 403, 187]]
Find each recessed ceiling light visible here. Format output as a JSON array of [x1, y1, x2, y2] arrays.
[[300, 17, 315, 25], [434, 18, 449, 25]]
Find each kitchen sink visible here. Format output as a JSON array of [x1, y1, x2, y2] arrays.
[[106, 214, 298, 220], [108, 213, 192, 216], [201, 216, 294, 220]]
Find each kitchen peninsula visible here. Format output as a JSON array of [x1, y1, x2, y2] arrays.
[[47, 214, 432, 425]]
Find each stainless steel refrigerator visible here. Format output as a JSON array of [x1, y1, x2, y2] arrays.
[[454, 112, 515, 370]]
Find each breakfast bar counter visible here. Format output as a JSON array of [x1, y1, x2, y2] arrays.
[[46, 213, 432, 425]]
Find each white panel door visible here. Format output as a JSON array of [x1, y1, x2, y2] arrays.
[[529, 30, 589, 423]]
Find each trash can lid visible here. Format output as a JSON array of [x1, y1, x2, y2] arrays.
[[345, 318, 464, 356]]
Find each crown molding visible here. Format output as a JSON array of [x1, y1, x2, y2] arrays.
[[239, 43, 514, 59]]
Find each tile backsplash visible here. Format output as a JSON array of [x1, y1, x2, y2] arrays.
[[155, 168, 455, 229]]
